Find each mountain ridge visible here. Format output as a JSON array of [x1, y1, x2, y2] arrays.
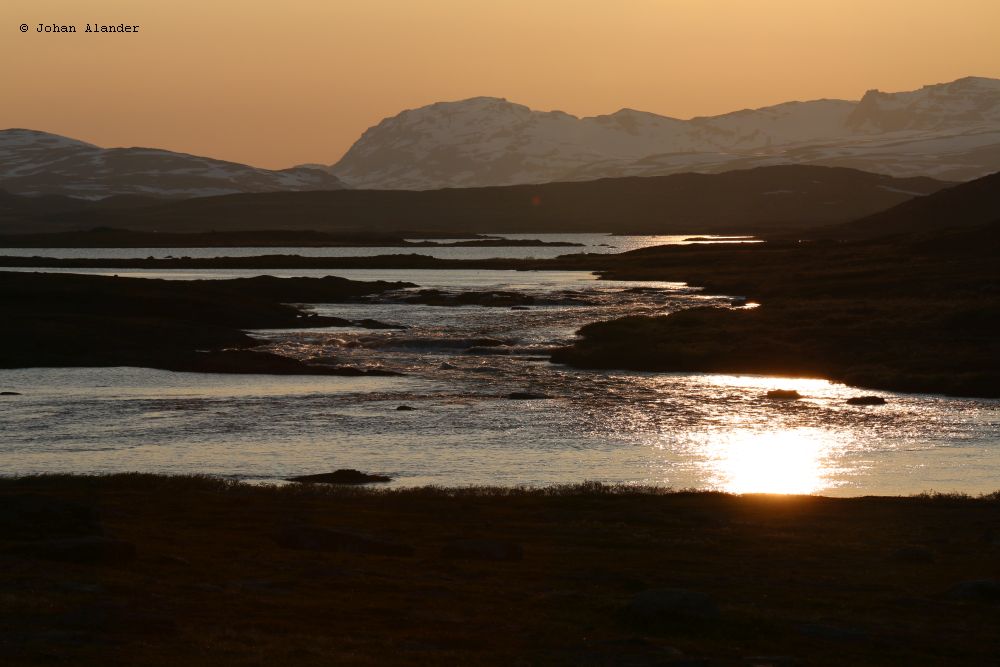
[[5, 76, 997, 198], [331, 76, 1000, 189]]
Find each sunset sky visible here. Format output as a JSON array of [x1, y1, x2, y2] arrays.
[[3, 0, 999, 169]]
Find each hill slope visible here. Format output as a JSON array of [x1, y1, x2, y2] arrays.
[[825, 170, 1000, 238], [4, 165, 949, 236]]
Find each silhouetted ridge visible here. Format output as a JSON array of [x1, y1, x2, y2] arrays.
[[829, 171, 1000, 238], [0, 165, 949, 236]]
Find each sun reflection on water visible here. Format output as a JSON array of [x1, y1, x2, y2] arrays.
[[697, 428, 841, 494]]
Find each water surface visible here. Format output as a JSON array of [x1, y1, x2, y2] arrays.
[[2, 269, 996, 496], [0, 233, 757, 261]]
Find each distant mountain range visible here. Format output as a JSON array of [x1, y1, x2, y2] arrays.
[[2, 76, 996, 200], [0, 129, 344, 199], [0, 165, 948, 236], [331, 76, 1000, 189]]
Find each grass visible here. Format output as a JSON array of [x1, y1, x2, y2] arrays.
[[1, 474, 998, 665]]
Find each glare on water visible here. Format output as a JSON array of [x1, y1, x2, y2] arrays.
[[694, 428, 837, 494]]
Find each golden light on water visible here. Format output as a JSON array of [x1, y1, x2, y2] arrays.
[[701, 428, 837, 495], [645, 374, 862, 494]]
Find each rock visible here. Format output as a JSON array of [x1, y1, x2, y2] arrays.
[[441, 538, 524, 561], [0, 391, 21, 396], [766, 389, 801, 400], [7, 537, 136, 565], [507, 392, 552, 400], [847, 395, 886, 405], [396, 405, 416, 411], [947, 579, 1000, 602], [0, 495, 103, 540], [438, 362, 459, 370], [274, 525, 414, 557], [287, 469, 391, 484], [622, 588, 720, 624]]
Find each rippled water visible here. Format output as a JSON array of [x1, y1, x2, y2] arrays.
[[2, 268, 997, 496]]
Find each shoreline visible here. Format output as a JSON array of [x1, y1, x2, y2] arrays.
[[4, 472, 1000, 500]]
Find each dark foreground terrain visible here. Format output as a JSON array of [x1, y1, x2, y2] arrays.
[[0, 272, 413, 375], [0, 475, 997, 666]]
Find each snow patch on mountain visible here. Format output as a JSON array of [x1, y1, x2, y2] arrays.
[[331, 77, 1000, 189], [0, 129, 345, 199]]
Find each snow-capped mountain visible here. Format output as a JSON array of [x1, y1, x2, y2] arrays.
[[331, 77, 1000, 189], [0, 129, 345, 199]]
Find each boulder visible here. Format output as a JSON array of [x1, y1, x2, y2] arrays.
[[766, 389, 801, 400], [441, 538, 523, 561], [274, 525, 413, 557], [287, 469, 391, 484], [847, 396, 887, 405], [396, 405, 416, 411]]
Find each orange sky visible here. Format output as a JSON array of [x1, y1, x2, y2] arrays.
[[3, 0, 999, 169]]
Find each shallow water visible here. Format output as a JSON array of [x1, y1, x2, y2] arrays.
[[2, 268, 997, 496], [0, 233, 756, 261]]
